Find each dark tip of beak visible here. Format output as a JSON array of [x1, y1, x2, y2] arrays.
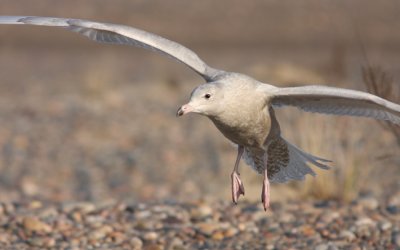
[[176, 107, 184, 117]]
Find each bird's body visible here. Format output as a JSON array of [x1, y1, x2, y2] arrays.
[[207, 74, 272, 148], [1, 16, 399, 211]]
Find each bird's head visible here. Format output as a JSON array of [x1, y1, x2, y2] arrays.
[[176, 83, 224, 117]]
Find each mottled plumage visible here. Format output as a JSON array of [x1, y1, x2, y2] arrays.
[[1, 16, 400, 211]]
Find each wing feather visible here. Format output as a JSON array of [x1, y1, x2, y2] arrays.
[[0, 16, 222, 81], [269, 85, 400, 124]]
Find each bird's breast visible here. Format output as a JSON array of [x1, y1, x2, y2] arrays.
[[210, 107, 271, 148]]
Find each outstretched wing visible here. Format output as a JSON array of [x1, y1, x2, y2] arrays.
[[269, 85, 400, 124], [0, 16, 223, 81]]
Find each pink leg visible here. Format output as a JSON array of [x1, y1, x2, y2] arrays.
[[261, 168, 270, 211], [231, 146, 245, 204]]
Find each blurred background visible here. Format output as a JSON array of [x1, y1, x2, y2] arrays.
[[0, 0, 399, 204]]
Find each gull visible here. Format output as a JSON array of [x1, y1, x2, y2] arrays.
[[1, 16, 400, 210]]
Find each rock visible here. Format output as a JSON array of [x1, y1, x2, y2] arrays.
[[301, 225, 316, 237], [135, 210, 152, 219], [27, 237, 55, 248], [237, 223, 246, 231], [339, 230, 356, 242], [143, 231, 158, 241], [196, 222, 220, 236], [44, 237, 56, 247], [28, 200, 42, 209], [88, 225, 113, 240], [190, 204, 212, 220], [378, 221, 392, 231], [393, 233, 400, 247], [314, 243, 338, 250], [167, 237, 184, 249], [3, 203, 15, 214], [109, 231, 126, 244], [224, 227, 238, 238], [28, 238, 47, 247], [38, 207, 58, 218], [357, 197, 379, 210], [211, 231, 225, 240], [144, 243, 163, 250], [279, 212, 295, 223], [386, 205, 400, 215], [320, 211, 340, 223], [62, 202, 96, 213], [20, 178, 39, 196], [22, 217, 51, 233], [71, 211, 83, 223], [0, 233, 10, 243], [355, 217, 375, 227], [130, 237, 143, 249], [314, 243, 328, 250]]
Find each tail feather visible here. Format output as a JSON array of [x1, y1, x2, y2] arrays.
[[269, 138, 332, 183], [242, 137, 332, 183]]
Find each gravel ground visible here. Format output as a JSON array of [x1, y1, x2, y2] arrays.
[[0, 194, 399, 250]]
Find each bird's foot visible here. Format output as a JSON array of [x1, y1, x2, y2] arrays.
[[231, 171, 245, 204], [261, 175, 270, 211]]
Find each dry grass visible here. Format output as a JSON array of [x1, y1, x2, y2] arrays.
[[363, 65, 400, 145]]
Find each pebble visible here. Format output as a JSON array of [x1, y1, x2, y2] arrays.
[[357, 197, 379, 210], [393, 233, 400, 247], [378, 221, 392, 231], [88, 225, 113, 240], [62, 202, 96, 213], [355, 217, 375, 227], [143, 231, 158, 241], [190, 204, 212, 219], [224, 227, 238, 237], [0, 233, 9, 243], [0, 197, 395, 249], [22, 217, 52, 233], [339, 230, 356, 242], [130, 237, 143, 249], [211, 231, 225, 240], [109, 231, 126, 244], [197, 222, 220, 236]]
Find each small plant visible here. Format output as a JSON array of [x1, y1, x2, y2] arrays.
[[362, 65, 400, 146]]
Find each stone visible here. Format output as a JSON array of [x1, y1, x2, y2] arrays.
[[109, 231, 126, 244], [22, 217, 51, 233], [339, 230, 356, 242], [357, 197, 379, 210], [62, 202, 96, 213], [355, 217, 375, 227], [143, 231, 158, 241], [197, 222, 220, 236], [190, 204, 212, 220], [394, 233, 400, 247], [211, 231, 225, 240], [130, 237, 143, 249], [88, 225, 113, 240], [224, 227, 238, 238], [379, 221, 392, 231]]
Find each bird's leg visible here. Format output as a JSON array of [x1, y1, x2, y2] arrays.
[[231, 145, 245, 204], [261, 168, 270, 211]]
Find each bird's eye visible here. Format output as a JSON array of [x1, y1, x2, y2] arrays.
[[204, 93, 211, 99]]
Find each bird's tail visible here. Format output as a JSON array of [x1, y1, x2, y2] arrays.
[[269, 137, 332, 183], [243, 137, 332, 183]]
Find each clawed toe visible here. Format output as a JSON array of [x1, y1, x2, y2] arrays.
[[261, 173, 270, 211], [231, 172, 245, 204]]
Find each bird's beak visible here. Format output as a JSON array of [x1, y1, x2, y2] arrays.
[[176, 104, 194, 117]]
